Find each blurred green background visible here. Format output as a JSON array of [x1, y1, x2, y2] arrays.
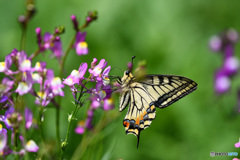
[[1, 0, 240, 159]]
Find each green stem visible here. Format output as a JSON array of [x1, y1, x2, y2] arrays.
[[65, 105, 78, 144], [56, 107, 60, 145], [59, 22, 90, 78], [59, 35, 76, 78], [20, 25, 27, 50], [14, 130, 19, 160], [38, 107, 44, 143]]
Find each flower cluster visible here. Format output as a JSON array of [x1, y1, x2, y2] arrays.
[[0, 104, 38, 157], [209, 29, 239, 94], [63, 58, 114, 134], [0, 49, 64, 106], [1, 3, 110, 158], [33, 27, 64, 61], [71, 15, 89, 55], [0, 48, 65, 156]]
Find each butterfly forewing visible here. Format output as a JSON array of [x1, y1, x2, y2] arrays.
[[119, 91, 130, 112], [119, 72, 197, 148], [139, 75, 197, 108]]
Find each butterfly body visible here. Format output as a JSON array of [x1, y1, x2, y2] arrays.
[[118, 70, 197, 148]]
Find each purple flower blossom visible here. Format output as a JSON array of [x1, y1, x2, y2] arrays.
[[25, 140, 39, 152], [63, 58, 114, 136], [36, 27, 42, 47], [50, 37, 63, 60], [35, 29, 63, 60], [103, 98, 114, 111], [209, 35, 222, 52], [19, 59, 32, 72], [91, 58, 98, 69], [34, 69, 64, 106], [210, 29, 239, 94], [0, 106, 15, 129], [91, 98, 101, 109], [235, 142, 240, 148], [74, 31, 88, 55], [0, 77, 14, 94], [45, 70, 64, 97], [71, 15, 79, 31], [51, 77, 64, 96], [102, 66, 111, 86], [89, 59, 107, 79], [0, 95, 8, 103], [223, 57, 239, 76], [63, 63, 88, 87], [215, 70, 230, 94], [43, 33, 63, 60], [25, 108, 33, 129], [75, 121, 85, 134], [0, 62, 5, 72], [35, 91, 51, 106], [16, 72, 33, 95], [0, 125, 7, 153]]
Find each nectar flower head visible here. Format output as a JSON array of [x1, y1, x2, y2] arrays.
[[0, 77, 14, 94], [43, 32, 63, 60], [74, 31, 88, 55], [89, 59, 107, 78], [15, 72, 33, 95], [103, 98, 114, 111], [50, 37, 63, 60], [71, 15, 79, 31], [0, 62, 5, 72], [91, 99, 101, 109], [25, 140, 39, 152], [15, 82, 32, 95], [51, 77, 64, 96], [91, 58, 98, 69], [223, 57, 239, 76], [102, 66, 111, 86], [0, 125, 7, 154], [25, 108, 33, 129], [215, 71, 230, 94], [209, 35, 222, 52], [63, 63, 87, 87], [35, 91, 50, 106], [19, 59, 32, 72], [75, 121, 85, 134], [34, 61, 46, 72], [209, 28, 239, 53]]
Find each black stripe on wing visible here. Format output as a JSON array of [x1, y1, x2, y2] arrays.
[[138, 75, 197, 108]]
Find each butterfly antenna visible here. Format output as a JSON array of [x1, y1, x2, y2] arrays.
[[111, 66, 124, 72], [131, 56, 136, 72]]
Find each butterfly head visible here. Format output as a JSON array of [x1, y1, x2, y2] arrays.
[[117, 70, 134, 87]]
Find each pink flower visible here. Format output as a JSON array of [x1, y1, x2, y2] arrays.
[[89, 59, 107, 78], [75, 121, 85, 134], [25, 140, 39, 152], [63, 63, 88, 87], [15, 72, 33, 95], [25, 108, 33, 129], [0, 126, 7, 153], [74, 32, 88, 55]]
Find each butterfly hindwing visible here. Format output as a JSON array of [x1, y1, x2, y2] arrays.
[[122, 83, 156, 147]]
